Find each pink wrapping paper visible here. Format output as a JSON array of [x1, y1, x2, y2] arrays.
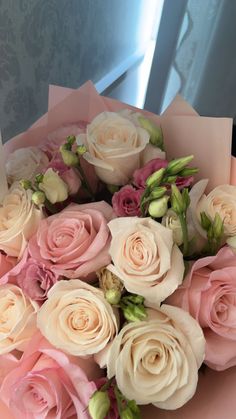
[[3, 82, 236, 419]]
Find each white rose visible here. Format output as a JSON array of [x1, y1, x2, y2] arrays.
[[0, 284, 38, 354], [107, 217, 184, 305], [39, 168, 68, 204], [107, 305, 205, 410], [190, 180, 236, 237], [37, 280, 118, 356], [0, 183, 42, 258], [77, 111, 150, 185], [162, 209, 183, 245], [6, 147, 49, 185]]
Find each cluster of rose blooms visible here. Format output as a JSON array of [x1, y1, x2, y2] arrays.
[[0, 109, 236, 419]]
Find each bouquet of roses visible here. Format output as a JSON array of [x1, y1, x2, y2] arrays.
[[0, 81, 236, 419]]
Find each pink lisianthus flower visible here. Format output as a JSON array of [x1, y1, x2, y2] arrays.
[[112, 185, 144, 217], [28, 201, 114, 279], [0, 250, 59, 302], [175, 175, 194, 189], [133, 158, 168, 189], [0, 333, 102, 419], [167, 246, 236, 371]]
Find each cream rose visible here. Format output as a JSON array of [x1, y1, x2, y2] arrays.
[[106, 305, 205, 410], [39, 168, 69, 204], [107, 217, 184, 305], [0, 183, 42, 258], [0, 284, 38, 354], [190, 180, 236, 237], [37, 279, 118, 356], [77, 111, 150, 185], [6, 146, 49, 184]]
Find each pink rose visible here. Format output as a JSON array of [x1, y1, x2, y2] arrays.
[[0, 333, 102, 419], [1, 250, 59, 302], [168, 246, 236, 370], [0, 253, 16, 278], [46, 154, 81, 195], [133, 158, 168, 188], [40, 123, 87, 158], [29, 202, 114, 279], [112, 185, 143, 217]]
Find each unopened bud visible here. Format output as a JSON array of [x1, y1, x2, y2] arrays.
[[35, 173, 44, 184], [120, 407, 134, 419], [178, 167, 199, 176], [88, 391, 110, 419], [163, 175, 177, 184], [76, 144, 87, 155], [149, 186, 167, 200], [122, 294, 144, 305], [60, 146, 79, 167], [148, 196, 169, 218], [20, 179, 32, 190], [66, 135, 76, 148], [138, 116, 164, 150], [171, 184, 184, 214], [146, 168, 165, 187], [212, 213, 224, 239], [107, 184, 120, 194], [167, 155, 194, 175], [200, 212, 212, 231], [122, 304, 147, 322], [182, 188, 190, 211], [105, 289, 121, 305], [32, 191, 46, 205]]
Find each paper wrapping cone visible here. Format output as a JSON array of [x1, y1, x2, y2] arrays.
[[2, 82, 236, 419]]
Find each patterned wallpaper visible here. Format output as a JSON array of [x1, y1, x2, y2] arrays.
[[0, 0, 149, 142]]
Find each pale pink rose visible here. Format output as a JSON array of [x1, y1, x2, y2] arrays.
[[0, 253, 16, 278], [167, 246, 236, 371], [40, 123, 87, 158], [112, 185, 144, 217], [1, 250, 59, 302], [37, 280, 118, 356], [29, 201, 114, 279], [0, 353, 18, 386], [106, 305, 205, 410], [0, 333, 102, 419], [133, 158, 168, 188], [0, 284, 38, 354], [0, 183, 42, 258], [6, 146, 49, 185], [46, 154, 81, 195], [77, 111, 150, 185], [107, 217, 184, 305]]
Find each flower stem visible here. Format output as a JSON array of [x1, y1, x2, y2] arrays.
[[76, 162, 95, 201]]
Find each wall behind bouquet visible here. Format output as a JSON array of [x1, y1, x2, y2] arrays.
[[0, 0, 156, 142]]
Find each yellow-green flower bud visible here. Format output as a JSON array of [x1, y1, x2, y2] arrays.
[[178, 167, 199, 176], [66, 135, 76, 148], [171, 184, 184, 214], [122, 294, 144, 305], [149, 186, 167, 200], [200, 211, 212, 231], [60, 146, 79, 167], [120, 407, 134, 419], [148, 196, 169, 218], [212, 213, 224, 239], [106, 184, 120, 194], [31, 191, 46, 205], [20, 179, 32, 190], [76, 144, 87, 155], [167, 155, 194, 175], [122, 304, 147, 322], [105, 289, 121, 305], [182, 188, 190, 211], [88, 391, 110, 419], [146, 168, 165, 187], [138, 116, 164, 150]]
